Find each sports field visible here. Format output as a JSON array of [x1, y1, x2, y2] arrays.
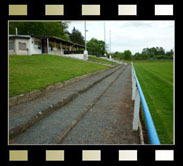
[[134, 61, 173, 144]]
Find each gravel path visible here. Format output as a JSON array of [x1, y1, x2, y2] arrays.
[[61, 65, 140, 144], [11, 66, 126, 144], [10, 64, 140, 145], [9, 66, 120, 131]]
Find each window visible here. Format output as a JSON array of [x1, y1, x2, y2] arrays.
[[19, 42, 27, 50], [9, 40, 14, 50]]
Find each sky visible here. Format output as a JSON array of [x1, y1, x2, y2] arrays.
[[67, 21, 174, 54]]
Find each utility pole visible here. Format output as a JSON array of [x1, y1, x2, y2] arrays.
[[15, 27, 18, 35], [84, 21, 87, 51], [109, 30, 112, 59], [104, 22, 106, 57], [84, 21, 88, 60]]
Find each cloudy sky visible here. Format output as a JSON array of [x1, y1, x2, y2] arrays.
[[67, 21, 174, 54]]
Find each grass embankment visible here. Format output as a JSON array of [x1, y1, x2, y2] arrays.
[[134, 61, 173, 144], [88, 56, 117, 66], [9, 55, 109, 97]]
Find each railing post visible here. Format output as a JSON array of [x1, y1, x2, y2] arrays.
[[131, 62, 136, 100], [132, 87, 141, 130], [131, 62, 133, 82], [132, 77, 136, 100]]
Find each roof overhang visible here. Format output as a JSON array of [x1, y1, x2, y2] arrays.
[[9, 35, 31, 39]]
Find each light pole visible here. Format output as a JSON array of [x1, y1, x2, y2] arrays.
[[84, 21, 88, 60], [104, 22, 106, 57], [15, 27, 18, 35], [109, 30, 112, 59]]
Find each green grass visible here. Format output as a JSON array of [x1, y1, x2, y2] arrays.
[[9, 55, 109, 97], [134, 61, 173, 144], [88, 56, 117, 66]]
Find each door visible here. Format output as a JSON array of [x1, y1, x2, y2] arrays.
[[41, 40, 45, 53]]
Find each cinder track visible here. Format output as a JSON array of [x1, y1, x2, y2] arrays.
[[9, 64, 140, 144]]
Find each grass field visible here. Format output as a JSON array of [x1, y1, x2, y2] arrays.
[[134, 61, 173, 144], [9, 55, 109, 97], [88, 56, 117, 66]]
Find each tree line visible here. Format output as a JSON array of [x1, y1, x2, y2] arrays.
[[9, 22, 70, 41], [113, 47, 174, 60]]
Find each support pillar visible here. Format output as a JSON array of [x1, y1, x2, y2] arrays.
[[132, 88, 141, 131]]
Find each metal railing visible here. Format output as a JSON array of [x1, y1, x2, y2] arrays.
[[131, 62, 160, 145]]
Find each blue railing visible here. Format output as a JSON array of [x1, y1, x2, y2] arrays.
[[132, 63, 160, 145]]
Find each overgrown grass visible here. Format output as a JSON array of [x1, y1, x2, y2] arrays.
[[134, 61, 173, 144], [9, 55, 109, 97], [88, 56, 117, 66]]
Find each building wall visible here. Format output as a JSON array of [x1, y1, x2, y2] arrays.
[[16, 39, 30, 55], [9, 49, 16, 55], [9, 39, 16, 55], [9, 37, 84, 57], [48, 41, 54, 55], [47, 41, 64, 56], [9, 38, 30, 55], [30, 37, 42, 55], [63, 54, 87, 60]]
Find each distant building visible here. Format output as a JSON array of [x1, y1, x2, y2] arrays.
[[9, 35, 87, 60]]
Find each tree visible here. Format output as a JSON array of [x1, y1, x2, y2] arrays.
[[112, 51, 124, 60], [133, 47, 173, 60], [9, 22, 70, 41], [68, 27, 85, 45], [87, 38, 106, 56], [166, 49, 174, 57], [142, 47, 166, 58], [123, 50, 132, 60]]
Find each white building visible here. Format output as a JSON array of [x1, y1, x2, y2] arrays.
[[9, 35, 88, 60]]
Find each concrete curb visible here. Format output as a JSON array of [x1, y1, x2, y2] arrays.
[[87, 60, 114, 67], [9, 90, 42, 107], [9, 65, 118, 107], [9, 65, 122, 140], [54, 65, 128, 144]]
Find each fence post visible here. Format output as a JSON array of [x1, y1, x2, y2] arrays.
[[131, 62, 133, 82], [131, 63, 136, 100], [132, 77, 136, 100], [132, 87, 141, 131]]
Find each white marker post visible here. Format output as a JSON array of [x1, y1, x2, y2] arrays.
[[132, 87, 140, 130]]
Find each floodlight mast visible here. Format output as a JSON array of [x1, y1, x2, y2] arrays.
[[84, 21, 87, 51], [84, 21, 88, 60], [16, 27, 18, 35], [109, 30, 112, 59], [110, 30, 111, 54], [104, 22, 106, 57]]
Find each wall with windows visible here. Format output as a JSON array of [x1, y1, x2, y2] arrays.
[[9, 37, 84, 57], [9, 39, 29, 55], [14, 39, 29, 55]]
